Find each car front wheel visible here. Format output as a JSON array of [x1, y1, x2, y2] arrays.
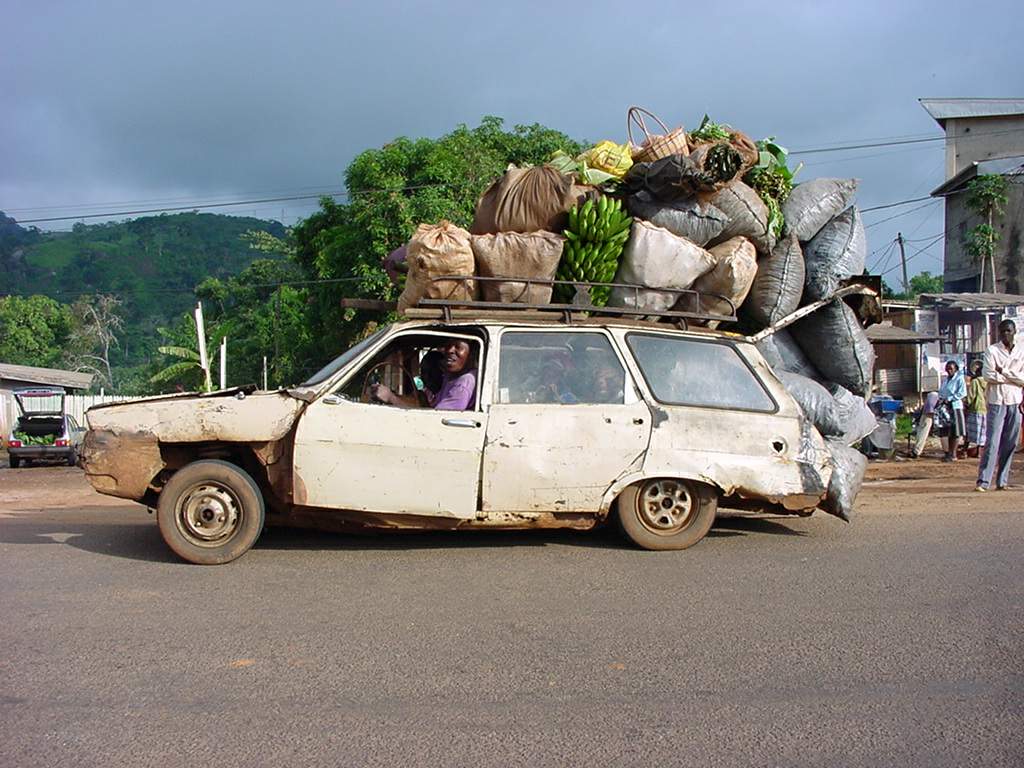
[[157, 460, 265, 565], [617, 478, 717, 551]]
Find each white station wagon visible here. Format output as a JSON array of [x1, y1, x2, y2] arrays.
[[83, 311, 841, 564]]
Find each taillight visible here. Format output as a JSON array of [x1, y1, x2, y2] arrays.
[[8, 439, 22, 448], [55, 439, 70, 447]]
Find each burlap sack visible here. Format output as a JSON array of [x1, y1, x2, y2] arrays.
[[822, 438, 868, 522], [755, 329, 822, 381], [802, 206, 866, 302], [692, 237, 757, 326], [397, 222, 476, 314], [608, 220, 716, 312], [471, 166, 581, 235], [777, 371, 844, 437], [709, 181, 776, 254], [626, 191, 727, 246], [744, 233, 805, 328], [471, 231, 564, 304], [790, 298, 875, 396], [622, 153, 707, 201], [783, 178, 859, 241]]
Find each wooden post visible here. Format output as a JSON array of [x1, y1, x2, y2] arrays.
[[219, 336, 227, 390], [194, 302, 212, 392]]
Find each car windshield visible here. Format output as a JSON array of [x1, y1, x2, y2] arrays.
[[301, 327, 388, 387]]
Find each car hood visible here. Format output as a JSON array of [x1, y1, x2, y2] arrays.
[[85, 388, 304, 443]]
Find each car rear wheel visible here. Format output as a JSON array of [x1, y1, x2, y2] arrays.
[[66, 450, 77, 467], [9, 456, 20, 469], [617, 478, 717, 551], [157, 460, 265, 565]]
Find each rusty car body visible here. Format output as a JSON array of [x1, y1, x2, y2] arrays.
[[83, 314, 839, 564]]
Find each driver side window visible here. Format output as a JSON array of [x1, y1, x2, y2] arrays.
[[337, 333, 483, 412]]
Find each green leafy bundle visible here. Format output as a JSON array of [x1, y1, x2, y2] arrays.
[[703, 143, 742, 182], [689, 114, 732, 143], [13, 431, 56, 446], [744, 138, 801, 238], [555, 197, 632, 306], [547, 150, 621, 191]]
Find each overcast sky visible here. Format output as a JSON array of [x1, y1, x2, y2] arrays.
[[3, 0, 1023, 280]]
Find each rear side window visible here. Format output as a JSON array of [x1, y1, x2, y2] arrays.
[[627, 334, 775, 412], [498, 331, 626, 404]]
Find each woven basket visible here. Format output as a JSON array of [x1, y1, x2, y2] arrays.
[[628, 106, 688, 163]]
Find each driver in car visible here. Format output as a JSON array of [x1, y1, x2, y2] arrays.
[[371, 339, 477, 411]]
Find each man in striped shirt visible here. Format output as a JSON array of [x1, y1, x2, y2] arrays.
[[976, 319, 1024, 492]]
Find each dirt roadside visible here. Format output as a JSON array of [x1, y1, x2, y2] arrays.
[[1, 455, 1020, 518]]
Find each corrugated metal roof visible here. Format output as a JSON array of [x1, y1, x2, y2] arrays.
[[0, 363, 94, 390], [865, 323, 942, 344], [918, 292, 1024, 310], [931, 155, 1024, 196], [920, 98, 1024, 126]]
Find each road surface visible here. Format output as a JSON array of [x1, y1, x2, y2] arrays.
[[1, 461, 1021, 766]]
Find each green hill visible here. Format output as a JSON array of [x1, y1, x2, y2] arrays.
[[0, 211, 287, 365]]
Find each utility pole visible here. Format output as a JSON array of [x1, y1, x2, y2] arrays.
[[262, 355, 268, 390], [897, 232, 909, 296]]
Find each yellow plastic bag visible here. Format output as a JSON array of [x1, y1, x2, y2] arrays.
[[580, 141, 633, 178]]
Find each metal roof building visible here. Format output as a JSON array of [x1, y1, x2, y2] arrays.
[[919, 98, 1024, 127], [0, 363, 94, 391]]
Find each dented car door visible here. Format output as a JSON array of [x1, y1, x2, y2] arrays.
[[481, 329, 651, 513], [292, 332, 487, 518]]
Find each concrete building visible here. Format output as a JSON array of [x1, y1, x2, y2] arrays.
[[919, 98, 1024, 293]]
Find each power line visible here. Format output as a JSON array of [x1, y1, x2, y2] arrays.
[[1, 275, 368, 302], [1, 184, 345, 215], [879, 233, 945, 277], [788, 126, 1024, 156], [8, 126, 1022, 225], [864, 199, 941, 228]]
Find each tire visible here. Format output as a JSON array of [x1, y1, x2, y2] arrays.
[[9, 456, 20, 469], [156, 460, 265, 565], [616, 478, 718, 551], [67, 450, 78, 467]]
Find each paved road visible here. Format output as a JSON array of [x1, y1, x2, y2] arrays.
[[1, 466, 1022, 766]]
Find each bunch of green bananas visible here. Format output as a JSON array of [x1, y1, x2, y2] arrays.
[[555, 196, 632, 306]]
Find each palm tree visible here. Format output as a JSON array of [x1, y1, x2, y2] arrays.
[[149, 341, 208, 391]]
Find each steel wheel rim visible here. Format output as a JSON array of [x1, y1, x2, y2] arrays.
[[635, 479, 695, 535], [175, 481, 242, 547]]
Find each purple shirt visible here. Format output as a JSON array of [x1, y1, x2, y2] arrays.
[[431, 370, 476, 411]]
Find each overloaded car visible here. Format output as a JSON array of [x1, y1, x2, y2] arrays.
[[81, 304, 866, 565], [6, 387, 85, 468]]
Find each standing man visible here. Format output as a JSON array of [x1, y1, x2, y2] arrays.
[[976, 319, 1024, 491]]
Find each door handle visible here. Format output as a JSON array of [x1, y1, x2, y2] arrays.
[[322, 394, 346, 405], [442, 418, 481, 428]]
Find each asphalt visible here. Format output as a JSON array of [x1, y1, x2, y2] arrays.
[[0, 467, 1022, 766]]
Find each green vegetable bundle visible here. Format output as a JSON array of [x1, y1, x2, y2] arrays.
[[689, 114, 732, 143], [13, 430, 56, 446], [744, 138, 801, 238], [702, 143, 742, 183], [555, 196, 632, 306]]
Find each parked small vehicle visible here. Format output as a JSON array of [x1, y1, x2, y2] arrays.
[[6, 387, 85, 468], [82, 311, 843, 565]]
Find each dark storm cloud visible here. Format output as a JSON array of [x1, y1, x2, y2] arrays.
[[2, 0, 1022, 273]]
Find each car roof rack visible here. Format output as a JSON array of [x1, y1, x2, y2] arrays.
[[342, 275, 738, 328]]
